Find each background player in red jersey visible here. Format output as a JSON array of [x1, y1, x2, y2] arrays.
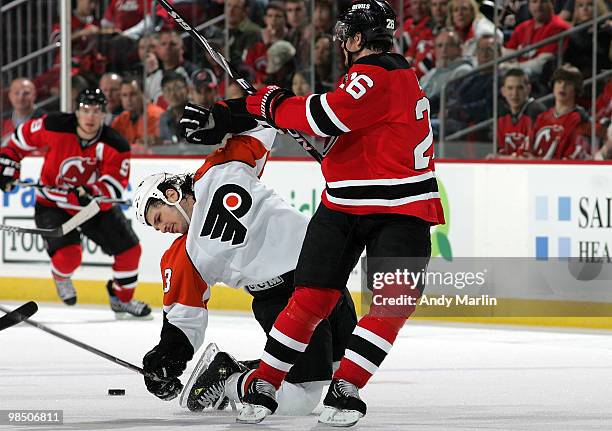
[[228, 0, 444, 426], [494, 68, 546, 157], [525, 65, 590, 159], [0, 89, 151, 318]]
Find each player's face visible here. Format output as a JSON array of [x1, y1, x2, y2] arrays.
[[76, 104, 105, 137], [146, 203, 189, 234], [553, 79, 576, 105], [502, 76, 529, 111]]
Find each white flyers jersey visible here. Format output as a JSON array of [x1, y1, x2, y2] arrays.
[[187, 126, 309, 289]]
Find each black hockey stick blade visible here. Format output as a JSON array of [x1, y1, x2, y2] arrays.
[[0, 301, 38, 331], [156, 0, 323, 163]]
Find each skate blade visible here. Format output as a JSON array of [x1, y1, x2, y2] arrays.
[[236, 404, 271, 424], [179, 343, 220, 409], [113, 312, 154, 321], [318, 406, 363, 427]]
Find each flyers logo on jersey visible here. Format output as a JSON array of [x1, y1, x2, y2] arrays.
[[201, 184, 252, 246], [56, 156, 98, 187]]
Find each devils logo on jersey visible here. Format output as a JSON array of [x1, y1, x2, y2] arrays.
[[56, 156, 98, 187], [533, 125, 563, 157], [201, 184, 252, 246]]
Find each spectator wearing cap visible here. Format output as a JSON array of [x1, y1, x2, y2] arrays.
[[245, 1, 288, 86], [2, 78, 45, 146], [112, 77, 164, 150], [190, 68, 219, 108], [264, 40, 297, 88], [99, 72, 123, 125], [159, 72, 190, 143], [227, 0, 262, 68], [146, 30, 195, 105]]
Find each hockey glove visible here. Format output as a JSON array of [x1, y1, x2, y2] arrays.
[[0, 154, 21, 192], [143, 345, 186, 401], [245, 85, 295, 129], [179, 99, 258, 145]]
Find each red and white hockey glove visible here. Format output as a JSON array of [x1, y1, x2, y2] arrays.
[[245, 85, 294, 129]]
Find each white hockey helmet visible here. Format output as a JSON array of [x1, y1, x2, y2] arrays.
[[133, 173, 190, 226]]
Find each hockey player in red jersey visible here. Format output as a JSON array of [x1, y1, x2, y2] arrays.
[[235, 0, 445, 425], [133, 100, 357, 414], [0, 89, 151, 318]]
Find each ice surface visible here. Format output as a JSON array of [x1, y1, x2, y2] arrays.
[[1, 302, 612, 430]]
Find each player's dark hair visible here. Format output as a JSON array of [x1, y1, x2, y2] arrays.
[[551, 64, 583, 97], [147, 174, 196, 211]]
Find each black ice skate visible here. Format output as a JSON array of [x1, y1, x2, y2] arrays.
[[106, 280, 152, 319], [236, 374, 277, 424], [318, 379, 367, 427], [185, 350, 245, 411], [53, 277, 77, 305]]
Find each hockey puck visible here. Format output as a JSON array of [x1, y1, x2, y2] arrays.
[[108, 389, 126, 396]]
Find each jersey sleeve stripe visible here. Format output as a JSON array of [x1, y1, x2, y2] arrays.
[[163, 303, 209, 352], [12, 125, 36, 151], [305, 95, 330, 137], [320, 93, 350, 133], [99, 175, 124, 198], [307, 94, 345, 137]]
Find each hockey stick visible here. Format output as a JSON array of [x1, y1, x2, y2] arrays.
[[15, 181, 133, 206], [0, 303, 147, 377], [155, 0, 323, 163], [0, 198, 102, 238], [0, 301, 38, 331]]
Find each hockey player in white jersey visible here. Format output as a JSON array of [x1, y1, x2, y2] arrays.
[[133, 100, 357, 415]]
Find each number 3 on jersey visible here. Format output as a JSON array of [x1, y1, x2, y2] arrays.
[[414, 97, 433, 170], [163, 268, 172, 293]]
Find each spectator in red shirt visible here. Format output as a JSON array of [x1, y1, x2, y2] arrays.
[[495, 68, 546, 157], [244, 1, 288, 86], [1, 78, 45, 146], [504, 0, 571, 77], [403, 0, 436, 78], [525, 65, 590, 159]]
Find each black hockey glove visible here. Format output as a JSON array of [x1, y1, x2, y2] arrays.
[[66, 185, 94, 207], [142, 345, 186, 401], [245, 85, 295, 129], [179, 99, 258, 145], [0, 154, 21, 192]]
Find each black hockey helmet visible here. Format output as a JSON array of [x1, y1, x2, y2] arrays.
[[76, 88, 107, 110], [333, 0, 397, 45]]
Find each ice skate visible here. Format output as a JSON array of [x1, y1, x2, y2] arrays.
[[182, 345, 245, 411], [53, 276, 76, 306], [236, 375, 277, 424], [106, 280, 152, 319], [318, 379, 366, 427]]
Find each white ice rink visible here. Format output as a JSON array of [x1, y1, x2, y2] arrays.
[[1, 302, 612, 431]]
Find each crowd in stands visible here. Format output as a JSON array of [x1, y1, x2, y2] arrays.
[[1, 0, 611, 159]]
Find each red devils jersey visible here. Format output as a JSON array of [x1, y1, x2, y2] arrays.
[[274, 53, 444, 224], [497, 99, 546, 155], [527, 107, 590, 159], [2, 113, 130, 211]]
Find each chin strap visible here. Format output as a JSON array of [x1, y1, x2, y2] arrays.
[[342, 40, 365, 68], [160, 185, 191, 225], [175, 202, 191, 225]]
